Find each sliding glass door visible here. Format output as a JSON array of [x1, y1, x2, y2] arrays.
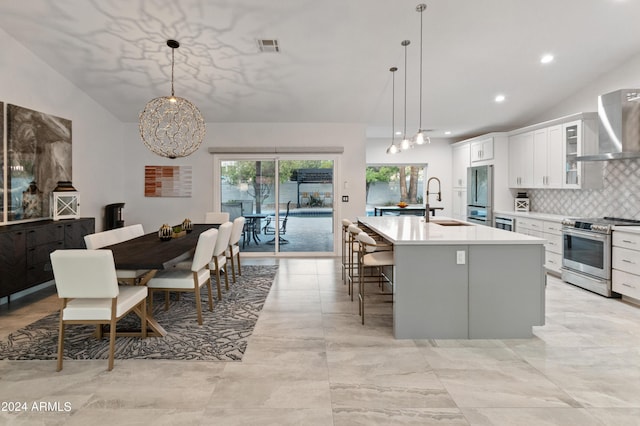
[[217, 155, 336, 255]]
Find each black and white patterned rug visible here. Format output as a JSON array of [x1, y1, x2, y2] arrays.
[[0, 265, 277, 362]]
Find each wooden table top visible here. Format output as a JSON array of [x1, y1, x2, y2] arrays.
[[105, 224, 217, 270]]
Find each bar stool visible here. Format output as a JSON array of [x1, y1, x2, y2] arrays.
[[356, 232, 394, 325], [341, 219, 353, 283], [346, 224, 363, 300]]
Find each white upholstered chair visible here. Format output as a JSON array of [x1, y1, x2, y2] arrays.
[[205, 212, 230, 224], [210, 221, 233, 300], [146, 228, 218, 325], [226, 216, 246, 283], [50, 249, 148, 371], [84, 224, 150, 285], [356, 232, 394, 325]]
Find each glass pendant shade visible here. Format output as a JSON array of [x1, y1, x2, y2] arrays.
[[139, 40, 205, 159], [414, 130, 430, 145]]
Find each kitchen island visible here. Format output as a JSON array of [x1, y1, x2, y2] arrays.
[[357, 216, 546, 339]]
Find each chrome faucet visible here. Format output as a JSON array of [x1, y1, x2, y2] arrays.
[[425, 177, 442, 223]]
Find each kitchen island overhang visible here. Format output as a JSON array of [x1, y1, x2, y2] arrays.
[[357, 216, 547, 339]]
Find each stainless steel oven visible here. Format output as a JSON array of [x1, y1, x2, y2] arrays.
[[495, 215, 515, 232], [561, 217, 640, 297]]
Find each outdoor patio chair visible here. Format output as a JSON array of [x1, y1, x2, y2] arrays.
[[263, 201, 291, 244]]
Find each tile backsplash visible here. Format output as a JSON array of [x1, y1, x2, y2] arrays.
[[527, 159, 640, 219]]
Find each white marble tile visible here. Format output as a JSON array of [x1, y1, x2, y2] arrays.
[[462, 407, 602, 426]]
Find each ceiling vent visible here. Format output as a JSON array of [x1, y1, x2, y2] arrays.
[[257, 39, 280, 53]]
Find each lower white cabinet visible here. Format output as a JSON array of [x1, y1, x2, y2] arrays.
[[612, 230, 640, 301], [516, 217, 562, 274]]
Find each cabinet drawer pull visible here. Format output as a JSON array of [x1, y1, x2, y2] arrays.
[[622, 283, 636, 289], [622, 259, 636, 264], [622, 240, 637, 244]]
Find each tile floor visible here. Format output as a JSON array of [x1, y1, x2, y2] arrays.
[[2, 258, 640, 425]]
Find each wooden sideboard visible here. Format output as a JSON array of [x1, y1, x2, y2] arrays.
[[0, 218, 95, 300]]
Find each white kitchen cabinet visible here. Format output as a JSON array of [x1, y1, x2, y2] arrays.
[[532, 125, 563, 188], [563, 119, 602, 189], [452, 143, 470, 188], [612, 230, 640, 302], [508, 132, 534, 188], [452, 189, 467, 221], [516, 217, 562, 274], [470, 137, 493, 163]]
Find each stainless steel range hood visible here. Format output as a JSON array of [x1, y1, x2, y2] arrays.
[[576, 89, 640, 161]]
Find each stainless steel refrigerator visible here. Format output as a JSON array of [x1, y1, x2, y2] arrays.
[[467, 165, 493, 226]]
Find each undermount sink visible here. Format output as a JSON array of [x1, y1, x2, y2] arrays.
[[430, 219, 472, 226]]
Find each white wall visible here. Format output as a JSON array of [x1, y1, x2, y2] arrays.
[[366, 138, 453, 216], [0, 27, 125, 229], [532, 51, 640, 123], [121, 122, 367, 232]]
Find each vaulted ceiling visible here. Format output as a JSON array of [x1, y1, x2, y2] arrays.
[[1, 0, 640, 140]]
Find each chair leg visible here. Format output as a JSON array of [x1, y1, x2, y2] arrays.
[[141, 298, 147, 339], [56, 304, 66, 372], [195, 286, 203, 325], [236, 253, 242, 277], [214, 262, 223, 300], [223, 263, 230, 291], [206, 278, 214, 311], [108, 300, 117, 371], [229, 253, 237, 283]]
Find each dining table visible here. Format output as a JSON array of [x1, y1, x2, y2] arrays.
[[242, 213, 269, 246], [103, 223, 217, 336]]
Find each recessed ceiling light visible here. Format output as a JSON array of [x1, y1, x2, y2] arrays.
[[540, 54, 554, 64], [444, 131, 452, 135], [395, 131, 402, 135], [495, 94, 506, 103]]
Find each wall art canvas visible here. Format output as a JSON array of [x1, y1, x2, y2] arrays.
[[0, 102, 4, 220], [6, 104, 72, 221], [144, 165, 192, 197]]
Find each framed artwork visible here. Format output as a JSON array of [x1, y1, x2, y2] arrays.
[[144, 165, 192, 197], [6, 104, 72, 221]]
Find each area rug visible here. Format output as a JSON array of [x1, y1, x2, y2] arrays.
[[0, 265, 277, 362]]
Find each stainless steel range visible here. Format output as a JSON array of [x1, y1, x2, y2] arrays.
[[561, 217, 640, 297]]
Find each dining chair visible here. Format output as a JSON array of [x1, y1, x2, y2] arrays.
[[146, 228, 218, 325], [210, 221, 233, 300], [205, 211, 230, 224], [356, 232, 394, 325], [226, 216, 245, 283], [341, 218, 354, 283], [84, 224, 151, 285], [50, 249, 148, 371]]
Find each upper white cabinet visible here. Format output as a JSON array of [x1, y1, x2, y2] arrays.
[[452, 143, 470, 188], [532, 125, 563, 188], [470, 137, 493, 163], [508, 113, 602, 189], [508, 132, 534, 188]]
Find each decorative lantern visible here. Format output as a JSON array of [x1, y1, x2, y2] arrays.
[[158, 224, 173, 241], [51, 181, 80, 221]]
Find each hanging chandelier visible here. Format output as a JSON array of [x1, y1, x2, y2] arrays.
[[139, 40, 205, 159], [413, 4, 430, 146], [386, 67, 399, 154]]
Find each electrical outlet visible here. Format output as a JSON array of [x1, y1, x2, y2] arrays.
[[342, 195, 349, 202], [456, 250, 465, 265]]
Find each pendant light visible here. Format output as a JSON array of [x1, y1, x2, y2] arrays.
[[400, 40, 412, 151], [139, 40, 206, 159], [413, 4, 430, 145], [386, 67, 399, 154]]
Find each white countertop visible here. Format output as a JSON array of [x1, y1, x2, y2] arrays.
[[613, 226, 640, 234], [494, 210, 570, 222], [357, 216, 546, 246]]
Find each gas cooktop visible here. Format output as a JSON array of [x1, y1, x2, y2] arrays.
[[562, 217, 640, 233]]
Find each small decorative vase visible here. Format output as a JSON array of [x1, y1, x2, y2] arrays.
[[182, 218, 193, 233], [158, 224, 173, 241]]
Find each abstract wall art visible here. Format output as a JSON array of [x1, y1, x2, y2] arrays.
[[5, 104, 72, 221], [144, 165, 192, 197]]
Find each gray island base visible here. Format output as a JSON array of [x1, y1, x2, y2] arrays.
[[357, 216, 546, 339]]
